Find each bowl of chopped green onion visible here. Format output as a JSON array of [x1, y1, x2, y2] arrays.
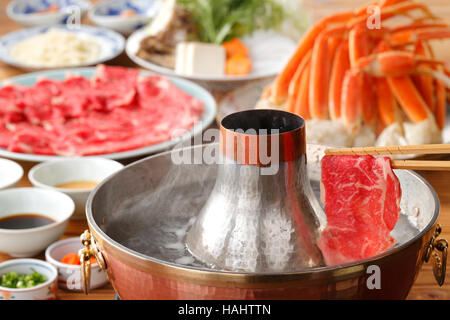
[[0, 259, 58, 300]]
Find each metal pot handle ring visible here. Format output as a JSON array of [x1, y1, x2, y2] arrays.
[[423, 224, 448, 286], [79, 230, 108, 295]]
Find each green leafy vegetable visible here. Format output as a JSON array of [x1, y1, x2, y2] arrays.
[[177, 0, 285, 44], [0, 269, 47, 288]]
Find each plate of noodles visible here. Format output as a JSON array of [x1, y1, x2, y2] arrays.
[[0, 25, 125, 70]]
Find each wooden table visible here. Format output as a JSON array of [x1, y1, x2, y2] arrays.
[[0, 1, 450, 300]]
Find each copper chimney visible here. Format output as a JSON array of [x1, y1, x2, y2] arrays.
[[186, 110, 324, 272]]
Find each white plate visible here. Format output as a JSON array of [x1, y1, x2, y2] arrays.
[[0, 25, 125, 70], [0, 68, 217, 162], [126, 29, 297, 90]]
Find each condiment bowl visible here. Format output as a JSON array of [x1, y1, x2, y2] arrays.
[[0, 258, 58, 300], [0, 188, 74, 257], [7, 0, 91, 27], [45, 237, 108, 291], [0, 158, 23, 190], [88, 0, 158, 35], [29, 158, 124, 219]]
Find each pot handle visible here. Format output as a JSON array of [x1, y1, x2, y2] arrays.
[[79, 230, 108, 295], [423, 224, 448, 286]]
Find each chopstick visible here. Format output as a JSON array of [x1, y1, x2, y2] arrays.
[[324, 144, 450, 156], [390, 160, 450, 171], [325, 144, 450, 171]]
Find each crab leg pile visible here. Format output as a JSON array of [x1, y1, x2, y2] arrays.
[[264, 0, 450, 140]]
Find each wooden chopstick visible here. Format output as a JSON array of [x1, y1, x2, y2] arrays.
[[325, 144, 450, 171], [390, 160, 450, 171], [325, 144, 450, 156]]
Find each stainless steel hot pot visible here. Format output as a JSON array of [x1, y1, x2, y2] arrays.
[[82, 111, 447, 299]]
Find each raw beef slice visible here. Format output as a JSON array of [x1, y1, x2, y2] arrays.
[[318, 155, 401, 265]]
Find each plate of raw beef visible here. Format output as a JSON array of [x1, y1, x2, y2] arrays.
[[0, 65, 217, 162]]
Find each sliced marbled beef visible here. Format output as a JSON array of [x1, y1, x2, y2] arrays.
[[0, 65, 204, 156], [318, 155, 401, 265]]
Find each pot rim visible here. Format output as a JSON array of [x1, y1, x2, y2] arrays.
[[86, 143, 440, 285]]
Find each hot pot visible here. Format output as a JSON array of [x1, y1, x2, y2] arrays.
[[82, 111, 447, 299]]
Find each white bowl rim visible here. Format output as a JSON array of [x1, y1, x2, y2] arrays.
[[45, 237, 99, 269], [0, 258, 57, 292], [28, 158, 124, 194], [0, 187, 75, 234], [0, 158, 24, 189], [7, 0, 90, 18]]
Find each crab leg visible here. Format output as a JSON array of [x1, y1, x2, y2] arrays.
[[309, 32, 330, 119], [272, 0, 437, 105], [375, 77, 400, 126], [387, 27, 450, 46], [387, 76, 431, 122], [435, 66, 447, 130], [349, 24, 378, 128], [349, 1, 437, 29], [356, 0, 412, 16], [359, 50, 446, 123], [391, 22, 449, 34], [329, 41, 350, 119], [287, 51, 311, 114], [294, 63, 311, 119], [349, 25, 372, 66], [342, 48, 449, 130], [309, 26, 348, 119], [270, 12, 355, 104], [341, 69, 364, 132], [372, 42, 403, 128], [413, 41, 435, 111], [328, 37, 341, 70], [356, 51, 445, 76]]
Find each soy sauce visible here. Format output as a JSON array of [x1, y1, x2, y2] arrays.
[[0, 214, 55, 230]]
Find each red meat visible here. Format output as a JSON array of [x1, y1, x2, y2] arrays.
[[0, 85, 26, 123], [52, 76, 92, 118], [91, 64, 139, 111], [0, 65, 204, 156], [318, 155, 402, 265]]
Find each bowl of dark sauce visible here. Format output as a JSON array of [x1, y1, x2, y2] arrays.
[[0, 188, 74, 257], [0, 214, 55, 230]]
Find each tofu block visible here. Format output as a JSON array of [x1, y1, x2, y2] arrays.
[[175, 42, 225, 76]]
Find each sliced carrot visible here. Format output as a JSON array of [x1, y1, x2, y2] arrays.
[[61, 253, 80, 265], [225, 54, 252, 75], [61, 253, 97, 265], [37, 4, 59, 13], [222, 38, 249, 58], [120, 9, 137, 17]]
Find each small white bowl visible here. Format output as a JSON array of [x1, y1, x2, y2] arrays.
[[0, 188, 74, 257], [29, 158, 124, 219], [45, 237, 108, 291], [89, 0, 158, 35], [0, 259, 58, 300], [7, 0, 91, 27], [0, 158, 23, 190]]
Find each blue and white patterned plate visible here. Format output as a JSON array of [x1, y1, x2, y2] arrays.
[[0, 68, 217, 162], [0, 25, 125, 71], [92, 0, 158, 17], [7, 0, 91, 27], [89, 0, 159, 35]]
